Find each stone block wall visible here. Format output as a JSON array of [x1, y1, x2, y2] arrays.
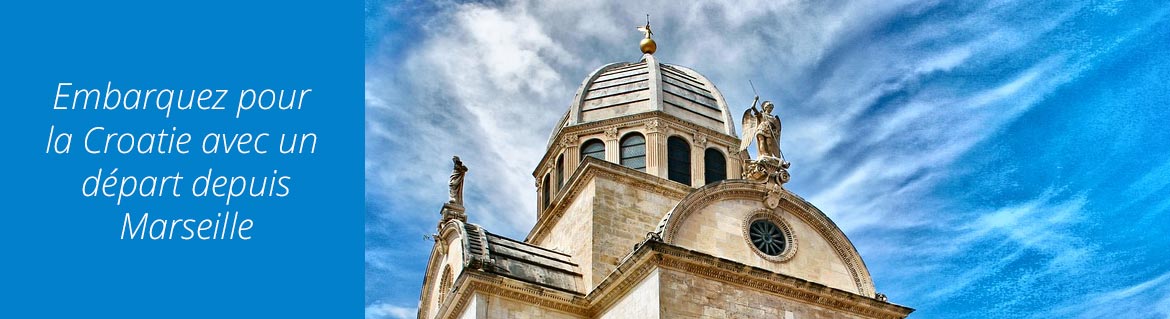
[[659, 268, 869, 319], [535, 172, 685, 293], [536, 181, 596, 288], [597, 269, 661, 319], [591, 176, 682, 290]]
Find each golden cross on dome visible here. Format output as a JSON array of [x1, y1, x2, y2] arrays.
[[636, 14, 653, 38], [636, 14, 657, 54]]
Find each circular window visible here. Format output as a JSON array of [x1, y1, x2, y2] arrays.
[[749, 220, 786, 256], [743, 210, 797, 262]]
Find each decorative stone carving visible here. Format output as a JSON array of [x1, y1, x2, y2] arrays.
[[645, 119, 661, 133], [560, 134, 578, 148], [693, 133, 708, 148], [441, 156, 468, 224], [604, 127, 619, 140], [742, 156, 790, 208]]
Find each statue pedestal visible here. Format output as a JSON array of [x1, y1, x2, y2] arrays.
[[742, 156, 791, 208], [742, 156, 790, 184], [439, 202, 466, 224]]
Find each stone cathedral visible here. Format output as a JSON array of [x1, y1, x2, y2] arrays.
[[415, 22, 913, 319]]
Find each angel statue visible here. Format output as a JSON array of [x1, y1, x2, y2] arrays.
[[739, 96, 788, 164], [739, 96, 791, 193]]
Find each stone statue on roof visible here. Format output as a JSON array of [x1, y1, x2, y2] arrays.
[[739, 96, 786, 162], [440, 156, 469, 224], [739, 96, 791, 207], [447, 156, 468, 207]]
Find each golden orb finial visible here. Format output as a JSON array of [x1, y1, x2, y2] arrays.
[[636, 14, 656, 54]]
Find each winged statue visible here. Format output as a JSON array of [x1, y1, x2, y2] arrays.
[[739, 96, 784, 161], [739, 96, 791, 205]]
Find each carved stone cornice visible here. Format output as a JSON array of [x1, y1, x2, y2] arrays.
[[650, 242, 912, 319], [417, 242, 441, 319], [437, 271, 589, 319], [585, 241, 661, 315], [774, 191, 875, 295]]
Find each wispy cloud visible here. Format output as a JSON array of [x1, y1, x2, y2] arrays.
[[1038, 270, 1170, 319]]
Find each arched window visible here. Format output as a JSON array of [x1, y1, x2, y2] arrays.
[[580, 139, 605, 161], [556, 155, 565, 188], [705, 148, 727, 184], [542, 173, 551, 209], [439, 266, 453, 302], [620, 133, 646, 172], [667, 136, 691, 185]]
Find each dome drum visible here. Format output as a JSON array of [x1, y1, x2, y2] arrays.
[[533, 111, 746, 218]]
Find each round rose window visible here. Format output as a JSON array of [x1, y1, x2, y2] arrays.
[[749, 219, 787, 256]]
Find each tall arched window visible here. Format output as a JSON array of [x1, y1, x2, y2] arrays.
[[705, 148, 727, 184], [556, 155, 565, 188], [580, 139, 605, 161], [620, 133, 646, 172], [542, 173, 551, 209], [667, 136, 691, 185]]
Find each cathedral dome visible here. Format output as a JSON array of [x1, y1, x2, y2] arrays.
[[548, 54, 737, 146]]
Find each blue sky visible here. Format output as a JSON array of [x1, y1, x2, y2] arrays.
[[365, 0, 1170, 318]]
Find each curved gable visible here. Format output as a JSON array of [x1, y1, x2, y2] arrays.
[[417, 220, 469, 319], [655, 180, 875, 296]]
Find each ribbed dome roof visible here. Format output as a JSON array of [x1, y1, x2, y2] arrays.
[[548, 54, 736, 146]]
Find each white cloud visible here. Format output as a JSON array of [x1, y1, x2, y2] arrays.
[[366, 301, 417, 319]]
